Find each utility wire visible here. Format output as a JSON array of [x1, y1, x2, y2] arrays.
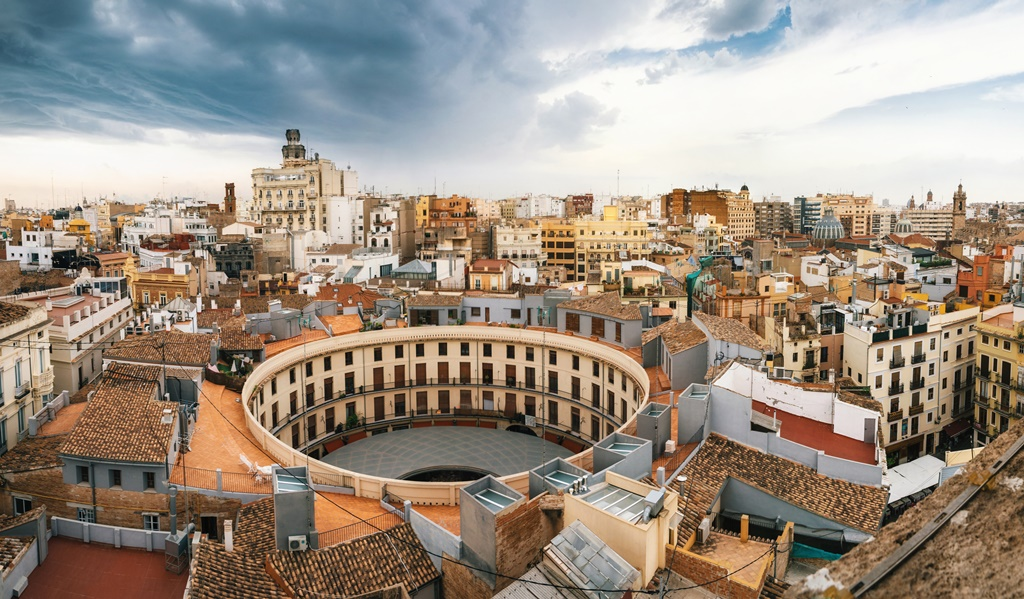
[[82, 337, 793, 595]]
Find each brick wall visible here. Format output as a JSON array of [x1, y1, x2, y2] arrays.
[[494, 494, 561, 594], [2, 467, 239, 534], [671, 551, 761, 599], [441, 552, 493, 599]]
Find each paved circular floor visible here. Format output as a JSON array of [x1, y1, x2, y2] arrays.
[[319, 426, 576, 479]]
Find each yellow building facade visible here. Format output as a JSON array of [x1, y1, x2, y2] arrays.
[[973, 304, 1024, 445]]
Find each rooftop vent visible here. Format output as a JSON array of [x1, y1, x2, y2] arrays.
[[161, 409, 174, 425]]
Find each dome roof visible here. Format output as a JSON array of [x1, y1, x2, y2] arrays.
[[894, 217, 914, 234], [812, 208, 845, 240], [740, 184, 749, 192]]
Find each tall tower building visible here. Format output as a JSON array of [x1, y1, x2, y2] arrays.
[[952, 183, 967, 231], [224, 183, 236, 215]]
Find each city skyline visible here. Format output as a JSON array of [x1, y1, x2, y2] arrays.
[[2, 0, 1024, 206]]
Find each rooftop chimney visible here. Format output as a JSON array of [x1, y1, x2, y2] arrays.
[[224, 519, 234, 553]]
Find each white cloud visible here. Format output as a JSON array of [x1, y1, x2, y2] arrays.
[[982, 82, 1024, 102]]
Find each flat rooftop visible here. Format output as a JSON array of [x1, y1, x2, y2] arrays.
[[170, 380, 394, 531], [20, 536, 188, 599], [687, 531, 774, 589], [319, 427, 575, 479], [752, 399, 877, 465]]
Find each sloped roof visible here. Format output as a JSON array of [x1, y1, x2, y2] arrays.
[[406, 292, 463, 307], [678, 434, 886, 536], [267, 523, 438, 598], [560, 292, 642, 321], [104, 329, 216, 366], [239, 294, 313, 315], [692, 312, 773, 352], [641, 320, 707, 354], [394, 260, 433, 275], [60, 362, 174, 464]]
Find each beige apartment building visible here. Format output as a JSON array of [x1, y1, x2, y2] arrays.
[[845, 303, 978, 464], [251, 129, 359, 232], [574, 206, 650, 282], [818, 194, 875, 237]]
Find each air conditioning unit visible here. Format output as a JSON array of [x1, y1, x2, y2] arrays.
[[287, 535, 308, 552], [771, 367, 786, 379], [697, 518, 711, 544]]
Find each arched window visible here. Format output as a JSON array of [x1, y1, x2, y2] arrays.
[[371, 238, 377, 247], [287, 190, 293, 198], [298, 190, 304, 198]]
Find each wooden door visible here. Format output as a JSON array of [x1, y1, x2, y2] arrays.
[[374, 396, 385, 421], [438, 363, 449, 384], [460, 362, 471, 384], [373, 367, 384, 391], [395, 364, 406, 388], [416, 364, 427, 386]]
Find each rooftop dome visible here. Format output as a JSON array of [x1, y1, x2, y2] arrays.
[[894, 217, 914, 234], [740, 184, 749, 192], [812, 207, 845, 241]]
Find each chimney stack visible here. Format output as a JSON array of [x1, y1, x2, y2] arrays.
[[740, 514, 749, 543], [224, 519, 234, 552]]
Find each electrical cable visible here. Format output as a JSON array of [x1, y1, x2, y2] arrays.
[[68, 336, 795, 595]]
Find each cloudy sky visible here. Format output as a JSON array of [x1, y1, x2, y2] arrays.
[[2, 0, 1023, 208]]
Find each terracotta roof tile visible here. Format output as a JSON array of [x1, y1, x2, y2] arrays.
[[0, 507, 46, 533], [0, 537, 32, 572], [0, 435, 66, 473], [104, 330, 217, 366], [677, 434, 886, 536], [240, 295, 313, 315], [233, 497, 277, 554], [0, 302, 33, 325], [60, 362, 175, 464], [641, 320, 706, 354], [561, 292, 642, 320], [692, 312, 773, 352], [314, 284, 385, 309], [197, 309, 237, 330], [406, 292, 463, 307], [268, 523, 438, 598], [189, 543, 287, 599]]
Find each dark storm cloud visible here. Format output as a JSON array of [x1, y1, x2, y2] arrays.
[[660, 0, 786, 40], [0, 0, 556, 152]]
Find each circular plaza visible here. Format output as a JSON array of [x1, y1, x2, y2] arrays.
[[241, 325, 650, 504]]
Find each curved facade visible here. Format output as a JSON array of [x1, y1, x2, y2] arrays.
[[241, 327, 651, 504]]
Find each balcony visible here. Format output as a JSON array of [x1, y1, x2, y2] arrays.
[[888, 383, 904, 395], [995, 402, 1014, 418], [14, 382, 30, 400], [889, 356, 905, 369], [909, 403, 924, 416], [887, 409, 904, 422], [953, 379, 972, 393], [910, 378, 925, 391], [802, 360, 817, 370], [911, 353, 926, 364]]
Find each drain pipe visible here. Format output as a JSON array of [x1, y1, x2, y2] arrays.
[[169, 486, 178, 533]]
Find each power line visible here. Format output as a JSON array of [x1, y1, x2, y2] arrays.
[[72, 336, 793, 595]]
